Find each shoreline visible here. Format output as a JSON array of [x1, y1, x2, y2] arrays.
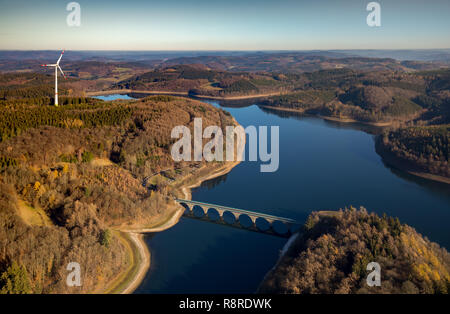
[[89, 89, 398, 128], [119, 233, 150, 294], [264, 104, 449, 185], [256, 233, 299, 293], [262, 105, 450, 185], [317, 115, 393, 127], [375, 137, 450, 185], [179, 160, 242, 200], [104, 161, 241, 294], [259, 105, 392, 127], [87, 89, 189, 97], [86, 89, 286, 101], [102, 115, 243, 294]]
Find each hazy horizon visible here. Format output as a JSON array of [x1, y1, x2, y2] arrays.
[[1, 0, 449, 50], [1, 49, 450, 52]]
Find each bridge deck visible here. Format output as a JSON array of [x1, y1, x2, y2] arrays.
[[175, 199, 298, 224]]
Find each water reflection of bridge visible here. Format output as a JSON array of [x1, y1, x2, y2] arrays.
[[175, 199, 301, 238]]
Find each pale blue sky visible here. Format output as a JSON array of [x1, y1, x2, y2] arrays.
[[0, 0, 449, 50]]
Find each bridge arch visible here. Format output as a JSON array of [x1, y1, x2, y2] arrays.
[[255, 217, 271, 231], [207, 208, 220, 221], [179, 202, 191, 215], [192, 205, 205, 218], [222, 211, 236, 225], [175, 199, 299, 238], [238, 214, 254, 229]]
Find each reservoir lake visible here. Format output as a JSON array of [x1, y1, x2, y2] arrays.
[[94, 94, 450, 294]]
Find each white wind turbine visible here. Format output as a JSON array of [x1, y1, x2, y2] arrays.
[[41, 50, 66, 106]]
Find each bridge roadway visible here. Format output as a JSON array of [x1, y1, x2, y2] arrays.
[[175, 199, 301, 237]]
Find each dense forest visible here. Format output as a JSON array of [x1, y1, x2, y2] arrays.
[[377, 125, 449, 178], [0, 100, 131, 142], [161, 52, 449, 73], [0, 93, 237, 293], [113, 64, 287, 97], [259, 208, 450, 294], [261, 69, 450, 124]]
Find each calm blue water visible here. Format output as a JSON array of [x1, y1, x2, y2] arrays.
[[93, 94, 134, 101], [101, 95, 450, 294]]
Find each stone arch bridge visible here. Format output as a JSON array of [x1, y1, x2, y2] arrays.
[[175, 199, 300, 238]]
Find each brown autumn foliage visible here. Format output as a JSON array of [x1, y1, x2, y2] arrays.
[[114, 64, 286, 97], [377, 125, 449, 178], [0, 95, 237, 293], [259, 208, 450, 294]]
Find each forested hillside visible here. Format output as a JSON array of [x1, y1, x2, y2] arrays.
[[259, 208, 450, 294], [377, 125, 449, 178], [0, 95, 237, 293], [113, 64, 288, 97], [161, 53, 448, 73], [261, 69, 450, 125]]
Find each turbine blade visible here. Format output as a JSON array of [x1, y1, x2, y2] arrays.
[[56, 50, 65, 65], [58, 65, 66, 79]]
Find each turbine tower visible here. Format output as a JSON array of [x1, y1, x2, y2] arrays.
[[41, 50, 66, 106]]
